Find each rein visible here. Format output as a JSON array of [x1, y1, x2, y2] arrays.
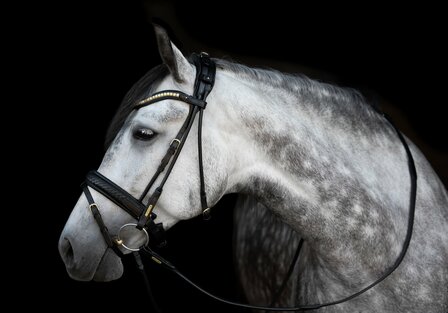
[[82, 53, 417, 311]]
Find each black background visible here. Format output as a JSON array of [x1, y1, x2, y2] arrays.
[[22, 1, 446, 312]]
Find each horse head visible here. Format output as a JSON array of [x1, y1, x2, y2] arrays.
[[59, 25, 236, 281]]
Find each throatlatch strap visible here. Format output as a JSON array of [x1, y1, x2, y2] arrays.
[[192, 53, 216, 219], [198, 108, 210, 219]]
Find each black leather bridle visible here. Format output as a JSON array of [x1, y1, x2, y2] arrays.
[[80, 52, 417, 311], [82, 52, 215, 256]]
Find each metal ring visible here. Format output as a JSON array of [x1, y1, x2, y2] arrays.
[[117, 223, 149, 252], [170, 138, 181, 146]]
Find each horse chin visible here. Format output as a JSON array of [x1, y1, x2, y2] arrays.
[[93, 249, 124, 282]]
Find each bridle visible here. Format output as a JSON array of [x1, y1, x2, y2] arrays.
[[81, 52, 418, 311], [82, 52, 215, 255]]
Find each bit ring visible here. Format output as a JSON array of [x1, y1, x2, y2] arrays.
[[117, 223, 149, 252]]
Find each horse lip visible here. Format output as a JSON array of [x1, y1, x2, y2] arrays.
[[59, 235, 95, 281], [93, 249, 124, 282], [66, 265, 95, 281], [62, 255, 96, 281]]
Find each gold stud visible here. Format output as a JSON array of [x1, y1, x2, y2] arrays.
[[144, 204, 154, 217], [151, 256, 162, 265]]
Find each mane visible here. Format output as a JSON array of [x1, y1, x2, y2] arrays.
[[214, 58, 377, 118], [106, 57, 378, 147]]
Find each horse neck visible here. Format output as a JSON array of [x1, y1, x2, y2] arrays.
[[220, 71, 412, 292]]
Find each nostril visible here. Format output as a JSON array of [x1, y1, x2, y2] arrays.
[[59, 237, 75, 267]]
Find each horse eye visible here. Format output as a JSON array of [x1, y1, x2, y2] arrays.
[[133, 128, 156, 141]]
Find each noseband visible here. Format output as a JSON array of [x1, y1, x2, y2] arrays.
[[82, 52, 216, 255], [80, 52, 418, 311]]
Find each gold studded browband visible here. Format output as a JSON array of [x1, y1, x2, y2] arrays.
[[135, 90, 207, 110]]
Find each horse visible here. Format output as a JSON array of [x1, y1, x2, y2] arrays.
[[59, 25, 448, 312]]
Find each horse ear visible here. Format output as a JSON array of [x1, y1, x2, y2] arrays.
[[153, 24, 193, 83]]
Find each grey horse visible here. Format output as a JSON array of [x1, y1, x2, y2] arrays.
[[59, 26, 448, 312]]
